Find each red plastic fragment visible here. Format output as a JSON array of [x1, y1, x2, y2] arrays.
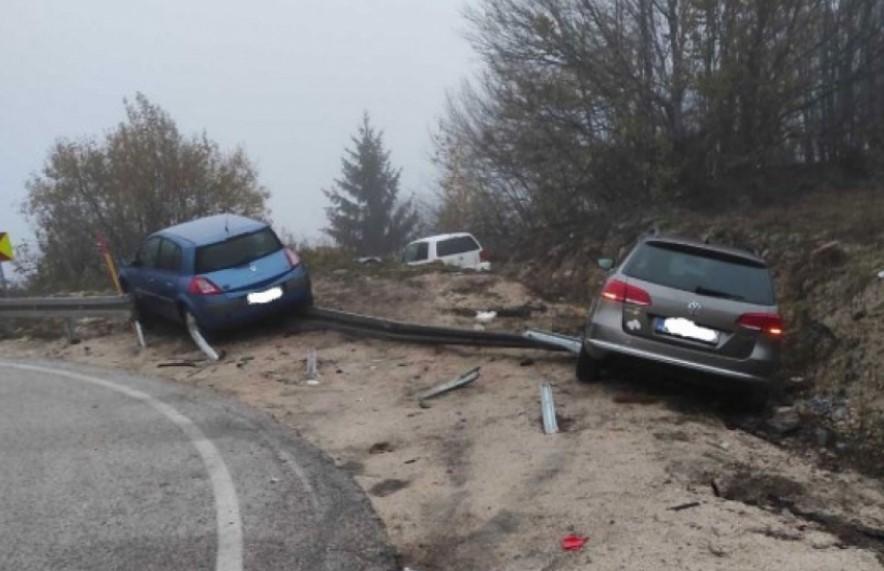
[[561, 534, 588, 551]]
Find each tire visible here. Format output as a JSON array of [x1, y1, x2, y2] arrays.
[[576, 343, 600, 383]]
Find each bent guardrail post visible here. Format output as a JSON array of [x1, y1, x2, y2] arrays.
[[416, 367, 481, 404], [540, 382, 559, 434], [133, 320, 146, 349], [185, 313, 220, 362], [305, 349, 318, 384]]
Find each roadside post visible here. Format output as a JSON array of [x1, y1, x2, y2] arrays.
[[0, 233, 11, 335], [0, 231, 12, 295], [96, 232, 145, 348], [96, 233, 122, 294]]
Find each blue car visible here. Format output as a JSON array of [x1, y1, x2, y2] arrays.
[[119, 214, 313, 333]]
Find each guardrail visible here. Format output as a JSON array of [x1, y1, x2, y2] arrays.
[[0, 296, 579, 358], [0, 295, 133, 320], [303, 306, 575, 352]]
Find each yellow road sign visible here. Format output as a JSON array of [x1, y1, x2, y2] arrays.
[[0, 233, 12, 262]]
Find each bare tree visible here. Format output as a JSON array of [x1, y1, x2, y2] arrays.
[[22, 93, 269, 291]]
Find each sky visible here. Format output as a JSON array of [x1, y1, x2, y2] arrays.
[[0, 0, 476, 261]]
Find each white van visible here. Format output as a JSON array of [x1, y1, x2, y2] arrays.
[[402, 232, 491, 271]]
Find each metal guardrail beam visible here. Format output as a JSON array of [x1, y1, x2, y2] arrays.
[[304, 306, 571, 351], [524, 329, 582, 354], [0, 295, 133, 320]]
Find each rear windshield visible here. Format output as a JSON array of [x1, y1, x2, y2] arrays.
[[195, 228, 282, 273], [436, 235, 480, 257], [623, 241, 775, 305]]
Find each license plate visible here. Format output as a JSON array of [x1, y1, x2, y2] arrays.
[[247, 286, 282, 305], [656, 317, 719, 344]]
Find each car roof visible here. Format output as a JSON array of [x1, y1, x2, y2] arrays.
[[156, 214, 268, 246], [410, 232, 476, 244], [641, 234, 767, 266]]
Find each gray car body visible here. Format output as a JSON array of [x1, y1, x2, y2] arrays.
[[583, 235, 781, 385]]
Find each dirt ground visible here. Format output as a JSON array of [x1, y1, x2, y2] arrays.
[[3, 270, 884, 570]]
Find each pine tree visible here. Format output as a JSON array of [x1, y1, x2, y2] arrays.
[[324, 113, 419, 255]]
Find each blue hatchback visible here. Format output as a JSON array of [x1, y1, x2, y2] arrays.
[[119, 214, 313, 333]]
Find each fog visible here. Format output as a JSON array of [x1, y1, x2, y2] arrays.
[[0, 0, 474, 256]]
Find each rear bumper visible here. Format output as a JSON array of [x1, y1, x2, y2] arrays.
[[584, 302, 778, 385], [189, 266, 312, 331]]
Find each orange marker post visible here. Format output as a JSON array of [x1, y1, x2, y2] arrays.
[[96, 233, 122, 294]]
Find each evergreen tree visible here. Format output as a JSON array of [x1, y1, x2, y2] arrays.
[[324, 113, 419, 255]]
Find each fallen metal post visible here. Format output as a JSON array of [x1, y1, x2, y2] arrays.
[[186, 313, 220, 362], [524, 329, 582, 354], [540, 382, 559, 434], [133, 320, 146, 349], [306, 349, 318, 380], [416, 367, 480, 403]]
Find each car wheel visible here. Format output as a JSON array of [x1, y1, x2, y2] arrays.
[[576, 343, 600, 383]]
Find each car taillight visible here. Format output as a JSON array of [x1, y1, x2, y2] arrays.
[[600, 279, 651, 306], [285, 248, 301, 268], [479, 249, 489, 262], [737, 312, 784, 337], [187, 276, 222, 296]]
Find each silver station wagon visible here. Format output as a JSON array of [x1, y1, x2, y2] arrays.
[[578, 235, 783, 386]]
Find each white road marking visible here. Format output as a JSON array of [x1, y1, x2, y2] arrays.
[[0, 361, 243, 571]]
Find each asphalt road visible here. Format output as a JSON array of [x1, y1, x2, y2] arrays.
[[0, 360, 396, 571]]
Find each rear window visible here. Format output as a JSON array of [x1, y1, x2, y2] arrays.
[[623, 241, 775, 305], [195, 228, 282, 273], [436, 235, 480, 257]]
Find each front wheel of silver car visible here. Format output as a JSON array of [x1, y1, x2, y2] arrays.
[[576, 343, 600, 383]]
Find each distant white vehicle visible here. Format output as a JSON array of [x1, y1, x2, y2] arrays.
[[402, 232, 491, 271]]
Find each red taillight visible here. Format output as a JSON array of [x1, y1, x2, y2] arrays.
[[479, 249, 489, 262], [187, 276, 222, 296], [600, 279, 651, 306], [285, 248, 301, 268], [737, 312, 784, 337]]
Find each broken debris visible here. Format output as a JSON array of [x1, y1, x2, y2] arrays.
[[157, 361, 198, 368], [669, 501, 701, 512], [561, 534, 588, 551], [540, 382, 559, 434], [416, 367, 480, 404], [475, 310, 497, 324], [306, 349, 318, 380], [186, 313, 221, 361]]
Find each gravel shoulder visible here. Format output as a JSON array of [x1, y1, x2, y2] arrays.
[[2, 270, 883, 570]]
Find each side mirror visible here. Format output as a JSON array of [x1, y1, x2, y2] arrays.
[[597, 258, 614, 271]]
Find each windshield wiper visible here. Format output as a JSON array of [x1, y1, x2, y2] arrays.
[[694, 286, 744, 301]]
